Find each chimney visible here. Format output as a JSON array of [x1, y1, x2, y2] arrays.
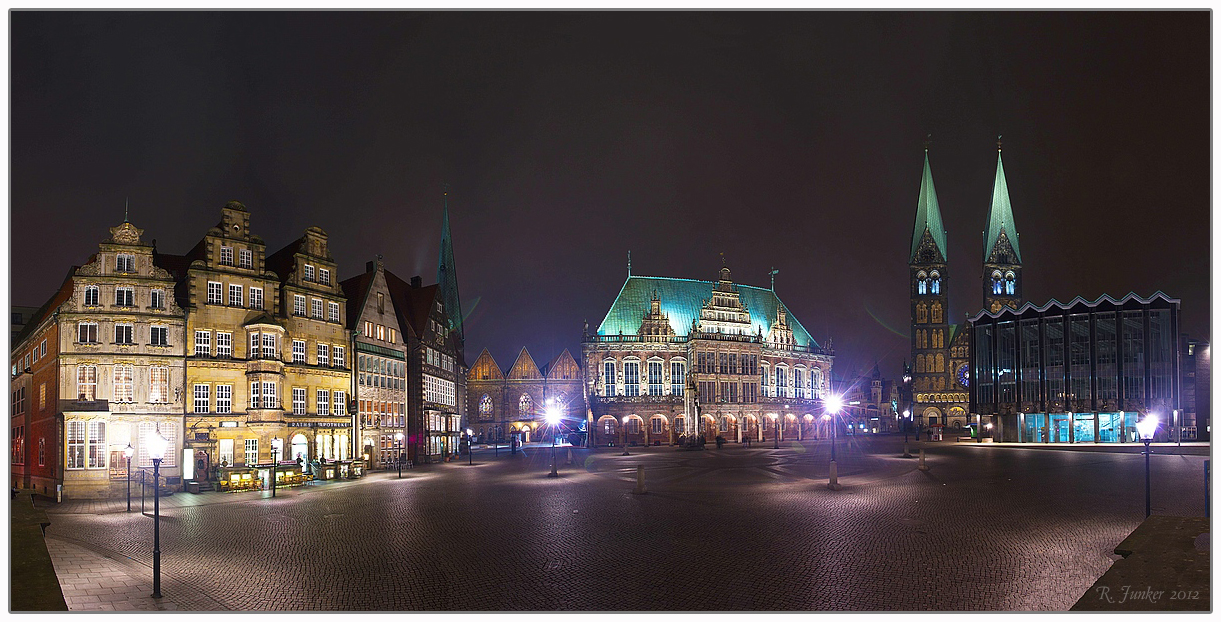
[[366, 261, 375, 273], [410, 276, 422, 288]]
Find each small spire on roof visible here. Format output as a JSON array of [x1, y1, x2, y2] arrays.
[[997, 134, 1003, 153], [720, 252, 726, 267], [627, 250, 631, 277], [124, 197, 129, 223], [770, 267, 779, 291], [924, 133, 932, 152]]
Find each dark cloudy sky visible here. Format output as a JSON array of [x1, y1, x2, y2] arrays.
[[11, 11, 1210, 380]]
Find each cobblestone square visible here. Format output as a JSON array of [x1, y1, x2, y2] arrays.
[[41, 437, 1209, 611]]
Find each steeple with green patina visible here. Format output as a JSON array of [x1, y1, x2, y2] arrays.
[[909, 142, 953, 423], [982, 136, 1022, 314], [437, 189, 464, 349]]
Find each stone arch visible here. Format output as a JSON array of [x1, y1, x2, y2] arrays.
[[648, 414, 670, 445], [935, 353, 945, 372], [931, 302, 943, 324], [922, 406, 942, 426], [916, 303, 928, 324]]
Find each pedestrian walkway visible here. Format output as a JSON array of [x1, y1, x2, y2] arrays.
[[44, 537, 225, 611], [962, 441, 1209, 455], [41, 470, 410, 515]]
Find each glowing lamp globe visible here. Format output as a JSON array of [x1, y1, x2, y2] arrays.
[[825, 394, 844, 415], [1136, 416, 1159, 441], [147, 432, 169, 461], [271, 437, 283, 453], [123, 443, 135, 460], [395, 432, 405, 441]]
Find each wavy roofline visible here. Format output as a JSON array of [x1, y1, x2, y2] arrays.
[[967, 291, 1180, 323]]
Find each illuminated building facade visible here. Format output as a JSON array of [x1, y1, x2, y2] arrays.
[[969, 292, 1181, 443], [583, 263, 833, 446], [11, 219, 187, 499], [466, 347, 584, 443]]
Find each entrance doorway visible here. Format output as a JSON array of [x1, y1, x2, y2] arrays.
[[1052, 417, 1070, 443]]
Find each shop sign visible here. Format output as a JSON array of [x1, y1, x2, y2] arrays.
[[288, 421, 350, 428]]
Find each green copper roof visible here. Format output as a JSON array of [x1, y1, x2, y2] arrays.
[[910, 151, 948, 262], [595, 275, 819, 348], [984, 151, 1021, 263]]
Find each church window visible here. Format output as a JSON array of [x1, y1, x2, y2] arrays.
[[916, 271, 928, 295], [518, 393, 532, 417], [929, 271, 941, 294], [1005, 271, 1016, 295], [479, 394, 493, 417], [991, 271, 1004, 296], [935, 353, 945, 372], [931, 303, 943, 324], [916, 304, 928, 324]]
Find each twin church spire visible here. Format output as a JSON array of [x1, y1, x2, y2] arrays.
[[909, 139, 1023, 314]]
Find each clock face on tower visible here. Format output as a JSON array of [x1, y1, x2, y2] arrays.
[[956, 363, 970, 388]]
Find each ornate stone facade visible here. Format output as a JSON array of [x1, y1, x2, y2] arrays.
[[583, 264, 833, 446], [466, 348, 584, 443]]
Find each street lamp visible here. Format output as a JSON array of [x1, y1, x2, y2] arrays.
[[825, 394, 843, 463], [546, 405, 561, 477], [902, 410, 912, 458], [270, 437, 283, 498], [124, 443, 135, 512], [395, 432, 405, 478], [146, 430, 169, 599], [466, 428, 474, 465], [1136, 415, 1159, 518], [770, 413, 779, 449]]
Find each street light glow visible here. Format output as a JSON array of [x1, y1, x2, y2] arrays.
[[826, 394, 844, 414], [1136, 415, 1159, 441], [395, 432, 405, 441], [546, 406, 562, 425], [147, 431, 168, 461]]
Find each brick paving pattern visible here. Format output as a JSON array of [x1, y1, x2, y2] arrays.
[[40, 438, 1209, 611]]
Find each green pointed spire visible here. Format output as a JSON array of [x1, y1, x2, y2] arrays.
[[984, 149, 1021, 263], [437, 189, 463, 342], [910, 150, 948, 262]]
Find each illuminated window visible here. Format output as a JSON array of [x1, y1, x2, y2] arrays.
[[916, 271, 928, 295], [216, 332, 232, 358], [317, 343, 330, 366], [651, 417, 664, 434], [239, 248, 253, 269], [304, 264, 315, 282], [84, 285, 99, 306], [76, 365, 97, 401], [623, 362, 640, 397], [333, 391, 346, 416], [208, 281, 223, 304], [116, 254, 135, 273], [293, 387, 306, 415], [311, 299, 323, 319], [78, 322, 98, 344], [249, 287, 263, 310], [626, 418, 640, 434], [929, 271, 941, 294], [294, 295, 306, 316], [115, 324, 134, 345], [150, 289, 165, 309], [220, 246, 234, 266], [671, 361, 685, 396], [317, 389, 330, 415], [193, 384, 210, 413], [216, 384, 232, 414], [292, 339, 306, 363], [245, 439, 258, 466], [328, 301, 340, 323], [1005, 271, 1016, 296], [519, 393, 532, 417], [151, 325, 168, 346], [319, 268, 331, 285], [149, 366, 169, 403], [479, 394, 493, 416], [991, 270, 1004, 295], [113, 365, 133, 402], [115, 287, 135, 307]]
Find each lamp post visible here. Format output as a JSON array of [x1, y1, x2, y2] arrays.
[[270, 437, 282, 497], [771, 413, 779, 449], [546, 405, 561, 477], [902, 410, 912, 458], [395, 432, 405, 478], [1136, 415, 1159, 518], [466, 428, 473, 465], [124, 443, 134, 512], [146, 431, 169, 599], [985, 422, 993, 443], [824, 394, 844, 490]]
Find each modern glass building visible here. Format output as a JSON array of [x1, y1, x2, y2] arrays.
[[968, 292, 1180, 443]]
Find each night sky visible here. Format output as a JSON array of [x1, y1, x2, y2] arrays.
[[11, 11, 1210, 381]]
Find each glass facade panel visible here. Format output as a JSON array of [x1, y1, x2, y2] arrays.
[[1095, 313, 1118, 401], [1069, 315, 1091, 404], [975, 325, 993, 405], [1020, 320, 1040, 403], [1043, 318, 1065, 405], [1024, 413, 1046, 443], [1122, 311, 1145, 403], [1149, 309, 1172, 401], [1073, 412, 1095, 443], [998, 321, 1016, 402], [1098, 412, 1122, 443]]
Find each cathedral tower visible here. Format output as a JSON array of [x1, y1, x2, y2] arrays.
[[437, 190, 464, 353], [982, 139, 1023, 314], [909, 147, 952, 421]]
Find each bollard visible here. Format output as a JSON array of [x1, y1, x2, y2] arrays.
[[903, 441, 912, 458], [827, 460, 842, 490], [567, 448, 574, 466], [622, 446, 630, 456], [632, 464, 646, 494], [918, 449, 929, 471]]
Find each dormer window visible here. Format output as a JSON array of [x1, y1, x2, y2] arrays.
[[239, 249, 253, 269], [116, 254, 135, 273], [220, 246, 234, 266], [304, 264, 315, 282], [84, 286, 99, 307], [319, 268, 330, 285]]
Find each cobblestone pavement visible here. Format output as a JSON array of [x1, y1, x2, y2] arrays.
[[41, 437, 1209, 611]]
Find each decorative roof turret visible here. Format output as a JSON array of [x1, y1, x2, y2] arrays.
[[984, 137, 1022, 263], [910, 143, 948, 263]]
